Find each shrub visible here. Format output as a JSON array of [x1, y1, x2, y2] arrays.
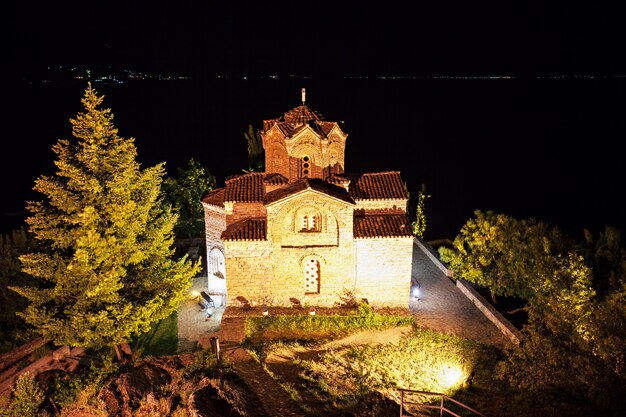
[[4, 372, 45, 417]]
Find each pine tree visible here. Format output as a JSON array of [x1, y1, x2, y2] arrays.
[[11, 83, 199, 355], [243, 123, 264, 172]]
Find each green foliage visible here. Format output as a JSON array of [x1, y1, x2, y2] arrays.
[[442, 210, 625, 413], [580, 226, 626, 299], [411, 184, 430, 238], [0, 229, 40, 352], [439, 210, 588, 301], [182, 349, 236, 381], [245, 312, 415, 342], [299, 328, 502, 411], [3, 372, 45, 417], [10, 83, 200, 351], [243, 124, 264, 172], [48, 352, 118, 408], [162, 158, 216, 239]]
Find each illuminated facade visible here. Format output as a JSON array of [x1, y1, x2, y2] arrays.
[[202, 92, 414, 307]]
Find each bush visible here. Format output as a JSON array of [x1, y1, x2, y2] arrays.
[[4, 372, 45, 417]]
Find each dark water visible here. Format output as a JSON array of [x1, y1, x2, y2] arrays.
[[4, 77, 625, 240]]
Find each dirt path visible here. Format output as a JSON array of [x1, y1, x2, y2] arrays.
[[264, 326, 415, 416], [229, 348, 307, 417]]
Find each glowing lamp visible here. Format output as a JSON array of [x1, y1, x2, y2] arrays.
[[440, 365, 463, 388], [412, 286, 421, 299]]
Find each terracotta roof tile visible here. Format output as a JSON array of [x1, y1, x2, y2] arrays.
[[263, 173, 289, 185], [222, 218, 267, 241], [224, 173, 264, 202], [347, 172, 407, 200], [282, 104, 324, 125], [274, 122, 295, 137], [354, 213, 413, 238], [201, 188, 225, 207], [319, 121, 335, 136], [265, 178, 355, 205]]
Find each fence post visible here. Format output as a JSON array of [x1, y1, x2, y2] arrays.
[[209, 336, 220, 362], [440, 395, 444, 417]]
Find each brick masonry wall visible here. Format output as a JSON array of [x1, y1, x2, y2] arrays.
[[227, 202, 266, 223], [354, 237, 414, 307], [203, 204, 226, 267], [226, 190, 359, 307], [224, 192, 413, 307], [225, 241, 358, 307]]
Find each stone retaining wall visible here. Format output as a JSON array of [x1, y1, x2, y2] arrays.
[[456, 279, 522, 344]]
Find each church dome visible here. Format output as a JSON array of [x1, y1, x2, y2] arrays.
[[282, 104, 324, 126]]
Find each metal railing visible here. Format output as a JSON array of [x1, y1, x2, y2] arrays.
[[399, 389, 486, 417]]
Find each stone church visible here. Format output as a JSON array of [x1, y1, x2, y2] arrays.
[[201, 90, 415, 307]]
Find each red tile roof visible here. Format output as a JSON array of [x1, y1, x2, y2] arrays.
[[274, 122, 295, 137], [264, 178, 355, 205], [201, 188, 226, 207], [222, 218, 267, 241], [354, 214, 413, 238], [346, 172, 407, 200], [263, 105, 341, 141], [224, 173, 264, 202], [282, 104, 324, 125], [263, 173, 289, 185]]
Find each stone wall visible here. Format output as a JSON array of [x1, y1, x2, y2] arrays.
[[225, 239, 357, 307], [354, 237, 414, 307], [355, 199, 408, 212], [203, 203, 226, 252], [224, 234, 414, 308], [456, 279, 522, 344]]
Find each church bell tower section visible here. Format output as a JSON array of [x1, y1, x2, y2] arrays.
[[261, 88, 348, 182]]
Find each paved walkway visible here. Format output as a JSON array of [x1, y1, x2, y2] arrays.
[[409, 239, 508, 347], [176, 276, 227, 353]]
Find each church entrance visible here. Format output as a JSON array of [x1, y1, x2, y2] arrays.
[[207, 248, 227, 305]]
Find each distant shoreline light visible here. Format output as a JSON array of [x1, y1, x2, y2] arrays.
[[19, 66, 625, 84]]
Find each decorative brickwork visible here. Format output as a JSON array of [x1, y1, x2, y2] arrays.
[[202, 93, 414, 308]]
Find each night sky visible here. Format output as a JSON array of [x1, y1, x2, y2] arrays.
[[5, 1, 626, 239], [9, 2, 626, 77]]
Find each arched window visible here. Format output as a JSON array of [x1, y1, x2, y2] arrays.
[[208, 248, 226, 279], [302, 155, 310, 177], [300, 213, 320, 232], [304, 257, 320, 294]]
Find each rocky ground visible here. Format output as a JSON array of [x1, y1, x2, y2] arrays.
[[35, 327, 422, 417]]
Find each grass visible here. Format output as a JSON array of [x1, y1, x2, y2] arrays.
[[131, 310, 178, 357], [297, 327, 504, 413], [245, 304, 415, 343]]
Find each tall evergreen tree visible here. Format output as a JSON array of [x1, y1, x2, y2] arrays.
[[243, 123, 264, 172], [11, 83, 199, 356]]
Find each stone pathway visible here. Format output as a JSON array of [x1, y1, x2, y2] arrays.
[[410, 239, 508, 347], [176, 276, 227, 353]]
